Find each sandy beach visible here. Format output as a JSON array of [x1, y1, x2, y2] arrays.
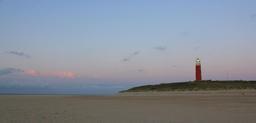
[[0, 91, 256, 123]]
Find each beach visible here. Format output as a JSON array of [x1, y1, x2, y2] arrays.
[[0, 91, 256, 123]]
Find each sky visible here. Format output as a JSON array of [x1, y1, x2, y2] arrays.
[[0, 0, 256, 94]]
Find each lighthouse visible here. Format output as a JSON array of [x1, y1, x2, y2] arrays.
[[195, 58, 202, 81]]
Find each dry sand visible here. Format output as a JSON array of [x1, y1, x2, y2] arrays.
[[0, 90, 256, 123]]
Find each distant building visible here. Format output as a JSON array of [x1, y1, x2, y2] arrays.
[[195, 58, 202, 81]]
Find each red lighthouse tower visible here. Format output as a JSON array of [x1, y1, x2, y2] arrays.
[[195, 58, 202, 81]]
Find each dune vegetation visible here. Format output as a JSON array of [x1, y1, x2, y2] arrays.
[[120, 80, 256, 92]]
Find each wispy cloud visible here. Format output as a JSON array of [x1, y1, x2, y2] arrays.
[[50, 71, 76, 78], [180, 31, 189, 37], [193, 46, 201, 51], [24, 69, 77, 79], [0, 68, 23, 76], [6, 51, 30, 58], [0, 67, 76, 79], [24, 69, 40, 76], [153, 46, 167, 51], [122, 51, 140, 62], [251, 14, 256, 21], [137, 69, 144, 73]]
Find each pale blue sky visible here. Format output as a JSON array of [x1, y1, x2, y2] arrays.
[[0, 0, 256, 94]]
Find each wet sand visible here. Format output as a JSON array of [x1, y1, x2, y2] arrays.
[[0, 92, 256, 123]]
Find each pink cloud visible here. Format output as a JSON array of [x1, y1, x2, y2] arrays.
[[50, 71, 76, 79], [24, 69, 40, 76], [24, 69, 76, 79]]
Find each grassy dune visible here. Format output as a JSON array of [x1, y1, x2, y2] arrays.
[[121, 80, 256, 92]]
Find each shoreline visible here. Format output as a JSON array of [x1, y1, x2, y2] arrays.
[[119, 89, 256, 96], [1, 89, 256, 97]]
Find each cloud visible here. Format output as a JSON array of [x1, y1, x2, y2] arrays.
[[193, 46, 200, 51], [180, 31, 189, 37], [154, 46, 167, 51], [0, 68, 23, 76], [23, 69, 76, 79], [137, 69, 144, 72], [50, 71, 76, 78], [122, 51, 140, 62], [251, 14, 256, 21], [6, 51, 30, 58], [0, 67, 76, 79], [24, 69, 40, 76], [132, 51, 140, 55], [122, 58, 129, 62]]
